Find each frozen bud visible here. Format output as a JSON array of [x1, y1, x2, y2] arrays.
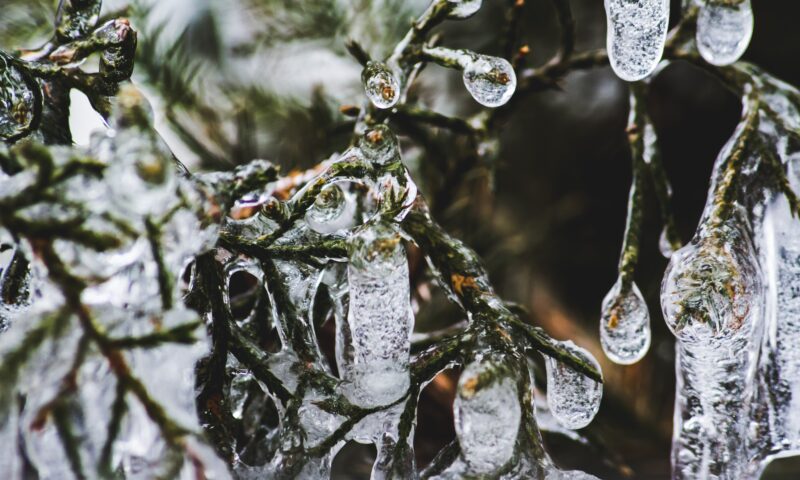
[[462, 54, 516, 107], [605, 0, 670, 81], [696, 0, 753, 66], [362, 62, 400, 109], [0, 54, 38, 142], [660, 222, 762, 344], [454, 356, 521, 474], [305, 183, 357, 234], [546, 342, 603, 429], [359, 124, 400, 166], [600, 277, 651, 365]]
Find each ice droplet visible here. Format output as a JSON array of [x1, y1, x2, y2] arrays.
[[344, 222, 413, 408], [359, 125, 400, 166], [0, 54, 38, 142], [605, 0, 670, 81], [305, 183, 354, 234], [362, 62, 400, 110], [453, 357, 521, 474], [696, 0, 753, 66], [462, 54, 516, 108], [600, 277, 651, 365], [447, 0, 482, 19], [545, 342, 602, 429]]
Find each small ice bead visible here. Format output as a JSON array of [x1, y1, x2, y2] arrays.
[[545, 342, 603, 429], [0, 55, 37, 141], [462, 55, 516, 108], [660, 229, 762, 343], [362, 62, 400, 109], [696, 0, 753, 66], [305, 183, 351, 234], [600, 277, 651, 365], [605, 0, 670, 81], [454, 359, 521, 474], [447, 0, 482, 19], [359, 124, 400, 166]]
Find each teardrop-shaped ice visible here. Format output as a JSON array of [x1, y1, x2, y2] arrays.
[[344, 222, 414, 408], [696, 0, 753, 66], [447, 0, 482, 19], [305, 183, 355, 234], [660, 222, 762, 344], [545, 342, 603, 429], [605, 0, 670, 81], [454, 357, 521, 474], [462, 54, 516, 108], [600, 277, 651, 365], [0, 54, 38, 142], [362, 61, 400, 109]]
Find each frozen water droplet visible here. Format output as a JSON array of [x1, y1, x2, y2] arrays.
[[660, 221, 762, 343], [344, 222, 413, 407], [696, 0, 753, 66], [362, 62, 400, 109], [600, 277, 651, 365], [447, 0, 482, 19], [545, 342, 603, 429], [453, 357, 521, 474], [462, 55, 516, 108], [0, 54, 38, 142], [305, 183, 356, 234], [605, 0, 670, 81], [359, 124, 400, 166], [659, 227, 677, 259]]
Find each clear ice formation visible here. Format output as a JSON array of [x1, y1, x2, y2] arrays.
[[0, 86, 224, 479], [446, 0, 482, 19], [545, 342, 603, 430], [362, 61, 400, 109], [0, 53, 37, 142], [453, 357, 521, 474], [605, 0, 670, 81], [462, 54, 516, 108], [662, 72, 800, 478], [696, 0, 753, 67], [600, 277, 652, 365], [343, 221, 413, 408]]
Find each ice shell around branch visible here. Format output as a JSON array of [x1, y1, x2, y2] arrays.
[[696, 0, 753, 67], [344, 222, 413, 408], [605, 0, 670, 81], [362, 62, 400, 110], [447, 0, 482, 19], [660, 220, 762, 344], [453, 357, 521, 474], [462, 55, 516, 108], [545, 342, 603, 429], [600, 277, 651, 365]]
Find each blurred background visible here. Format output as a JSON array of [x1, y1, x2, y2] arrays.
[[3, 1, 800, 478]]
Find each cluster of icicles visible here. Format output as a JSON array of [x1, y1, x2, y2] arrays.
[[606, 0, 753, 81]]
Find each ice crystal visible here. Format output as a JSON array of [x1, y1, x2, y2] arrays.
[[696, 0, 753, 67], [600, 277, 651, 365], [605, 0, 670, 81], [545, 342, 603, 430], [362, 62, 400, 110], [462, 54, 516, 108]]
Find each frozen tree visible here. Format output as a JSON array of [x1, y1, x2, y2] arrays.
[[1, 0, 799, 479]]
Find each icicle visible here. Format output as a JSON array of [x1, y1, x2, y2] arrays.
[[446, 0, 482, 19], [362, 62, 400, 110], [462, 54, 516, 108], [453, 356, 521, 474], [343, 222, 413, 408], [545, 342, 603, 429], [661, 215, 763, 479], [0, 53, 38, 142], [696, 0, 753, 67], [600, 277, 651, 365], [604, 0, 670, 81]]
